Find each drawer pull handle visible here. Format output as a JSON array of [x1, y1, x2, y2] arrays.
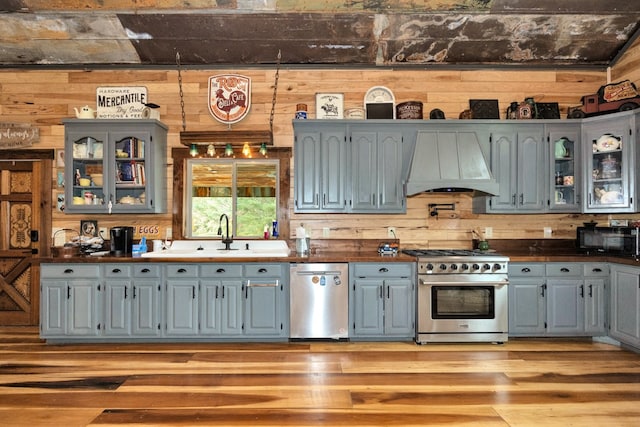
[[560, 267, 570, 273], [258, 268, 267, 273], [379, 267, 389, 273], [522, 268, 531, 273], [177, 268, 187, 273], [592, 268, 602, 273], [112, 268, 121, 274], [64, 269, 74, 274], [216, 268, 226, 273], [141, 268, 150, 273]]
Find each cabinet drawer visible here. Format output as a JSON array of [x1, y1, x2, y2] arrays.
[[545, 263, 582, 277], [41, 264, 100, 278], [201, 264, 243, 277], [353, 263, 413, 278], [583, 263, 609, 277], [244, 264, 283, 277], [104, 264, 132, 277], [133, 264, 162, 277], [509, 263, 545, 277], [165, 264, 198, 278]]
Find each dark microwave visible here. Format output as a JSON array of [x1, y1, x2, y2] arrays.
[[576, 226, 640, 256]]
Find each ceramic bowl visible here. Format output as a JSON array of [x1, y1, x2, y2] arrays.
[[91, 174, 103, 186], [73, 196, 84, 205], [78, 178, 91, 186]]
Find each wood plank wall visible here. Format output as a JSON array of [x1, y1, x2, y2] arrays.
[[1, 65, 639, 248]]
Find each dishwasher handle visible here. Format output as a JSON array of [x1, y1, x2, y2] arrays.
[[294, 271, 344, 276]]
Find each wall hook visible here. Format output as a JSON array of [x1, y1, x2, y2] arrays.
[[428, 203, 456, 217]]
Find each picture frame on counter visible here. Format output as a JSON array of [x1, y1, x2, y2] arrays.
[[315, 93, 344, 119]]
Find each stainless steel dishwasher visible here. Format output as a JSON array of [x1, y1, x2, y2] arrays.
[[289, 263, 348, 339]]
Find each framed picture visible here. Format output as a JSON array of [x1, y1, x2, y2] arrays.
[[315, 93, 344, 119], [55, 149, 65, 168], [57, 170, 65, 188], [80, 220, 98, 238]]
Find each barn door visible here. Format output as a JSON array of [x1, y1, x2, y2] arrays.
[[0, 150, 53, 325]]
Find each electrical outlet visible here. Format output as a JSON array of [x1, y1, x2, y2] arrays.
[[387, 227, 397, 238], [99, 227, 108, 238], [166, 227, 172, 240], [484, 227, 493, 238], [322, 227, 330, 238], [544, 227, 552, 238]]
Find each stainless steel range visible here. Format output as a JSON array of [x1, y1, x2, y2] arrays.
[[403, 249, 509, 344]]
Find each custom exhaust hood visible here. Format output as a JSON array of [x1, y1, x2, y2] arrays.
[[406, 130, 499, 196]]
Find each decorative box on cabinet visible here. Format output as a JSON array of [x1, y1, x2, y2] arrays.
[[350, 263, 415, 340], [40, 264, 101, 338], [582, 111, 637, 213], [64, 119, 167, 214]]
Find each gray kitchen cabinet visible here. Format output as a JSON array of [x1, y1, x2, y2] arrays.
[[350, 129, 405, 213], [547, 123, 582, 212], [201, 264, 244, 336], [582, 111, 637, 213], [350, 263, 415, 340], [64, 119, 167, 214], [40, 264, 101, 338], [165, 264, 200, 336], [609, 264, 640, 349], [293, 123, 349, 212], [485, 124, 546, 212], [509, 262, 607, 337], [103, 264, 162, 337], [508, 263, 546, 335], [243, 264, 287, 336]]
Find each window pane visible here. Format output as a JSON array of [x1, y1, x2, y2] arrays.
[[187, 159, 278, 238]]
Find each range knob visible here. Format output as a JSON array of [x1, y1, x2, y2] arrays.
[[472, 263, 480, 271], [483, 263, 491, 271], [493, 263, 502, 272], [450, 264, 458, 271], [460, 263, 469, 271], [426, 263, 434, 271], [439, 263, 448, 271]]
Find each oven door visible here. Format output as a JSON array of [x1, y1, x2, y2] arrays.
[[417, 278, 508, 342]]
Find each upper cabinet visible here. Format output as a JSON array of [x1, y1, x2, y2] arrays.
[[548, 123, 582, 212], [64, 119, 167, 214], [582, 111, 637, 213], [293, 121, 406, 214]]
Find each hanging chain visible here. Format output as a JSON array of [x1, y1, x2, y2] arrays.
[[176, 52, 186, 132], [269, 49, 282, 142]]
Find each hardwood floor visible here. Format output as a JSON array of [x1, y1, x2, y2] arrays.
[[1, 327, 640, 426]]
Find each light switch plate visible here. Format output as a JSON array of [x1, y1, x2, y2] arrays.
[[544, 227, 552, 238]]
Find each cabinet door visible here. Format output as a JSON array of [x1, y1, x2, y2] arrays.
[[294, 129, 348, 212], [245, 280, 281, 335], [516, 127, 545, 211], [103, 280, 131, 336], [40, 280, 67, 336], [610, 266, 640, 344], [488, 128, 518, 211], [350, 131, 378, 211], [353, 279, 384, 336], [200, 280, 222, 335], [68, 281, 100, 336], [548, 123, 581, 212], [583, 278, 606, 335], [65, 128, 109, 213], [384, 278, 413, 336], [583, 114, 635, 212], [221, 281, 244, 335], [546, 280, 584, 334], [508, 279, 546, 335], [132, 281, 161, 336], [377, 132, 404, 212], [165, 280, 199, 335]]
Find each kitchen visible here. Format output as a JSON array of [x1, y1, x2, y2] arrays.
[[2, 1, 640, 425]]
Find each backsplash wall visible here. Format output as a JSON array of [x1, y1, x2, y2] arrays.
[[1, 62, 639, 246]]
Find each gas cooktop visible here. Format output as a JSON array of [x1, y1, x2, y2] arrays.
[[402, 249, 501, 257]]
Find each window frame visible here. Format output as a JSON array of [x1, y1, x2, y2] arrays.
[[171, 147, 291, 241]]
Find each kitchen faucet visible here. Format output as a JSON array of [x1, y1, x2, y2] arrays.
[[217, 213, 233, 250]]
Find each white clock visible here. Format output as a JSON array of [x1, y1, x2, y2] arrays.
[[364, 86, 395, 119]]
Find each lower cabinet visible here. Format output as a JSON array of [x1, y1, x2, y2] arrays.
[[609, 264, 640, 349], [509, 262, 608, 337], [350, 263, 415, 340], [41, 264, 101, 338]]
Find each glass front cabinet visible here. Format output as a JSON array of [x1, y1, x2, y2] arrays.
[[548, 123, 581, 212], [582, 111, 637, 213], [64, 119, 167, 214]]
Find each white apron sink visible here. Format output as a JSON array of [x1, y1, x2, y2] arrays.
[[140, 240, 290, 258]]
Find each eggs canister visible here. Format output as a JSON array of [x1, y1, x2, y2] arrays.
[[396, 101, 423, 119]]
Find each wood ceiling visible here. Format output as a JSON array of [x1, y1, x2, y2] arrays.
[[1, 1, 639, 69]]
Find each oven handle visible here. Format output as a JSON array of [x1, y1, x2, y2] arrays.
[[419, 279, 509, 287]]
